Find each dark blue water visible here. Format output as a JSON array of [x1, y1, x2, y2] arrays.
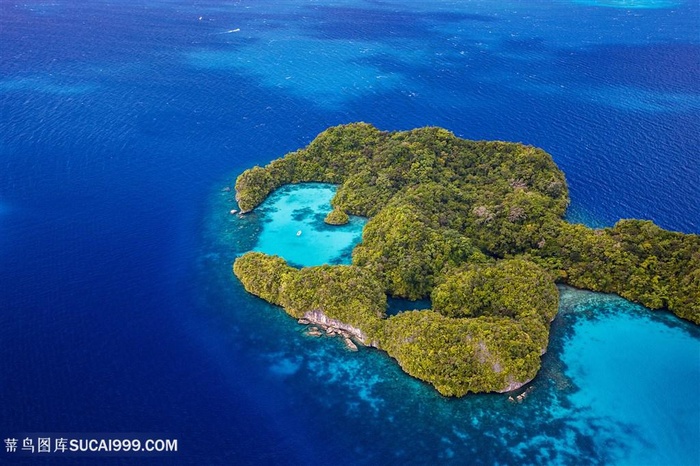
[[1, 1, 698, 464]]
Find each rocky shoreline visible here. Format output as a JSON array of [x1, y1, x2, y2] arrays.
[[298, 311, 368, 352]]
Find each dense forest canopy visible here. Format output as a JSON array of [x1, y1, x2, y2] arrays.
[[232, 123, 700, 396]]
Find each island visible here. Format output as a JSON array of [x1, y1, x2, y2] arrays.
[[232, 123, 700, 396]]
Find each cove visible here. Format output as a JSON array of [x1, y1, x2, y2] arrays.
[[252, 183, 366, 267], [557, 288, 700, 465]]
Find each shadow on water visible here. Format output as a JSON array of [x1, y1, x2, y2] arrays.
[[386, 297, 432, 316]]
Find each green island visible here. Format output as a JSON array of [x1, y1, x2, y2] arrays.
[[232, 123, 700, 396]]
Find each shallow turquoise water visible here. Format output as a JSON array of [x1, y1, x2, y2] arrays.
[[252, 183, 366, 267], [224, 182, 700, 465], [559, 290, 700, 466]]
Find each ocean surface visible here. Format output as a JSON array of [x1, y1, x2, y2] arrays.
[[1, 0, 699, 464]]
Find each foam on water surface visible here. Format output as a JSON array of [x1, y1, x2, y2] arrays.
[[571, 0, 682, 8]]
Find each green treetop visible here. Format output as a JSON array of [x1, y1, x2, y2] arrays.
[[232, 123, 699, 396]]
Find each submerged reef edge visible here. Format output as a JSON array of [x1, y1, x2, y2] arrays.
[[231, 123, 700, 396]]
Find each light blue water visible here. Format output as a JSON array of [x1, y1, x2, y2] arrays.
[[252, 184, 366, 267], [224, 183, 700, 465], [557, 289, 700, 465]]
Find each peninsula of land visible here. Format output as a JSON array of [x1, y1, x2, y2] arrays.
[[232, 123, 700, 396]]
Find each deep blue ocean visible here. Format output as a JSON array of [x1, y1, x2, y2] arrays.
[[1, 0, 699, 464]]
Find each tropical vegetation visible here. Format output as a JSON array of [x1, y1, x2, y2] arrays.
[[232, 123, 699, 396]]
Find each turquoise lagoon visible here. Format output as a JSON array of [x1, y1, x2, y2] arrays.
[[222, 183, 700, 464], [252, 183, 366, 267], [556, 289, 700, 465]]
